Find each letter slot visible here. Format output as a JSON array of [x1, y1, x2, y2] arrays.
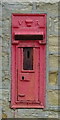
[[23, 47, 33, 70], [15, 34, 43, 40]]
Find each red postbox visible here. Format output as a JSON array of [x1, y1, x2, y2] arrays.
[[11, 14, 46, 108]]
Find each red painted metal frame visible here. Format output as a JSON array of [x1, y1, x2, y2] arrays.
[[11, 13, 46, 108]]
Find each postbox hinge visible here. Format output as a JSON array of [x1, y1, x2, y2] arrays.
[[38, 41, 46, 45], [40, 42, 46, 45], [18, 94, 25, 97]]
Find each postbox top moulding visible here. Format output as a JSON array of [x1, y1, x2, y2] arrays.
[[12, 13, 46, 29], [12, 13, 46, 43], [12, 13, 47, 16]]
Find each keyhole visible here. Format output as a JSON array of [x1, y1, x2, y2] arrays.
[[27, 51, 30, 58], [22, 76, 24, 80]]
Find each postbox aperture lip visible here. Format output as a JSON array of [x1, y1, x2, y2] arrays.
[[14, 32, 43, 35]]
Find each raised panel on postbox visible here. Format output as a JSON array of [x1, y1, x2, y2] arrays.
[[11, 14, 46, 108]]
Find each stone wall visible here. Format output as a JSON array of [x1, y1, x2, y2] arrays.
[[1, 1, 60, 119], [1, 0, 60, 3]]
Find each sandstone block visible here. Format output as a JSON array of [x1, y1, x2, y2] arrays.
[[48, 90, 60, 106], [48, 36, 58, 46], [49, 54, 58, 68], [49, 72, 58, 85]]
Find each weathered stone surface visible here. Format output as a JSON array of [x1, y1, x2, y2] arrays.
[[48, 36, 58, 46], [0, 90, 2, 119], [2, 113, 7, 118], [14, 109, 59, 118], [1, 0, 60, 3], [0, 43, 2, 89], [48, 90, 60, 106], [48, 111, 58, 118], [49, 46, 58, 53], [2, 2, 32, 14], [2, 89, 14, 118], [49, 54, 58, 68], [15, 109, 48, 118], [15, 109, 49, 118], [0, 104, 2, 120], [49, 72, 58, 85]]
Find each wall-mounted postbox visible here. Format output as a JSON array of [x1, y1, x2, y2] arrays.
[[11, 14, 46, 108]]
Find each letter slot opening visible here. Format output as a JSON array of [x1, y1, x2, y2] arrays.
[[23, 47, 33, 70], [15, 34, 43, 40]]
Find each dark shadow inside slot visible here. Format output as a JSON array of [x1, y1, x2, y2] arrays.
[[15, 34, 43, 40], [23, 47, 33, 70]]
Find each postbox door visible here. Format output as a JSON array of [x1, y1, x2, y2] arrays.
[[17, 46, 40, 103]]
